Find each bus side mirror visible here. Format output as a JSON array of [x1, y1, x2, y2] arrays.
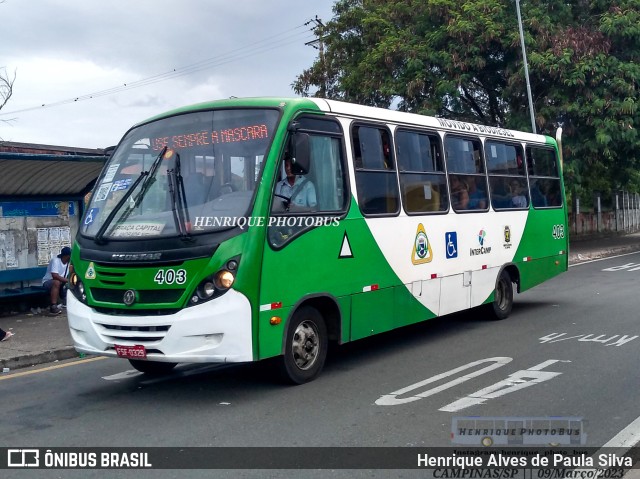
[[290, 133, 310, 175]]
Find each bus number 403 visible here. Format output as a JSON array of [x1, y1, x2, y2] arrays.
[[552, 224, 565, 239], [154, 269, 187, 285]]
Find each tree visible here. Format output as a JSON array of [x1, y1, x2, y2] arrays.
[[294, 0, 640, 198], [0, 67, 16, 141], [1, 0, 17, 141], [0, 67, 16, 112]]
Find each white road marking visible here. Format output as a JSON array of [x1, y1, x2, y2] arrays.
[[440, 359, 569, 412], [375, 357, 512, 406], [572, 415, 640, 477], [376, 357, 571, 410], [602, 263, 640, 272], [603, 415, 640, 448], [539, 333, 638, 347], [102, 370, 143, 381]]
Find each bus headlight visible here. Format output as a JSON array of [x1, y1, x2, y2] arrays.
[[198, 281, 216, 299], [70, 276, 87, 303], [215, 270, 235, 290], [188, 256, 240, 307]]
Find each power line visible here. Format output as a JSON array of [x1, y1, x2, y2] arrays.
[[0, 22, 316, 116]]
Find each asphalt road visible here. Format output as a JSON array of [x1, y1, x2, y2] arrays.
[[2, 251, 640, 478]]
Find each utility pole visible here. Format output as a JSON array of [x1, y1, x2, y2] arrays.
[[305, 16, 326, 97], [515, 0, 537, 134]]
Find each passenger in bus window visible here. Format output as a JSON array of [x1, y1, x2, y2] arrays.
[[466, 177, 487, 209], [510, 180, 528, 208], [516, 154, 524, 174], [545, 182, 562, 206], [530, 181, 547, 207], [450, 175, 469, 210], [274, 157, 317, 211], [382, 135, 392, 169]]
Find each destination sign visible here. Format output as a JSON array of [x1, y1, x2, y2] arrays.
[[436, 118, 515, 138], [152, 123, 269, 150]]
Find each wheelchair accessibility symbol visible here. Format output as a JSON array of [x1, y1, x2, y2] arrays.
[[445, 231, 458, 259], [84, 208, 99, 227]]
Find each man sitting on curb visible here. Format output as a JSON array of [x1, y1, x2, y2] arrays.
[[42, 246, 71, 315]]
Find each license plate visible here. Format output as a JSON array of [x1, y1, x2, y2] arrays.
[[114, 344, 147, 359]]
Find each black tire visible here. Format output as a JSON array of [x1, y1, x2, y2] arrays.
[[488, 269, 514, 320], [128, 359, 177, 375], [278, 306, 328, 384]]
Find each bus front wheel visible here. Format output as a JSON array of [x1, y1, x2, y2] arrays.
[[128, 359, 177, 375], [489, 269, 513, 320], [279, 306, 328, 384]]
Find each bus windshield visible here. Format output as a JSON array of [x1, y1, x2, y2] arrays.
[[81, 108, 279, 240]]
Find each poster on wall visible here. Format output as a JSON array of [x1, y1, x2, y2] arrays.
[[0, 232, 4, 269], [37, 227, 72, 266], [0, 232, 18, 269]]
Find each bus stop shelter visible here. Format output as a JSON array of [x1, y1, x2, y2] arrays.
[[0, 144, 107, 298], [0, 149, 107, 204]]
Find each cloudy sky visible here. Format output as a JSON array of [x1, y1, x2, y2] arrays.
[[0, 0, 335, 149]]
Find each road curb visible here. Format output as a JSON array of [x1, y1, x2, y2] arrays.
[[0, 347, 79, 371], [569, 244, 640, 264]]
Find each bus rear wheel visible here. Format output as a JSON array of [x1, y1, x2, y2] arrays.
[[279, 306, 328, 384], [128, 359, 177, 375], [489, 269, 513, 320]]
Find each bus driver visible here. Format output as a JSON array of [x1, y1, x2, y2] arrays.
[[274, 157, 317, 211]]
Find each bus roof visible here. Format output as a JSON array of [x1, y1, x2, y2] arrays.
[[135, 97, 317, 127], [136, 96, 552, 146], [310, 98, 550, 145]]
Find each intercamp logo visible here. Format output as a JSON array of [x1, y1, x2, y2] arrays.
[[7, 449, 40, 467]]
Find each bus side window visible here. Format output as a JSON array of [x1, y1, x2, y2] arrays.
[[445, 135, 487, 212], [526, 146, 562, 209], [352, 125, 400, 216], [396, 129, 448, 214], [486, 140, 528, 211]]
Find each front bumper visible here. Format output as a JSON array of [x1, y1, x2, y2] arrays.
[[66, 289, 253, 363]]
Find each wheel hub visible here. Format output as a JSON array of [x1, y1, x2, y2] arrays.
[[292, 320, 319, 370]]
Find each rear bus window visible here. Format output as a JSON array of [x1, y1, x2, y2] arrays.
[[526, 146, 562, 208]]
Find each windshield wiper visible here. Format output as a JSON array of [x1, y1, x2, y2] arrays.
[[133, 146, 168, 208], [94, 146, 167, 244], [167, 153, 192, 240]]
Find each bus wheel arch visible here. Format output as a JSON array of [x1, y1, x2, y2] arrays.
[[488, 265, 518, 320], [503, 263, 521, 293], [278, 295, 339, 384], [299, 296, 341, 344]]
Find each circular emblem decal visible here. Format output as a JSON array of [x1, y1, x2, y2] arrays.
[[415, 232, 429, 259], [123, 289, 136, 306]]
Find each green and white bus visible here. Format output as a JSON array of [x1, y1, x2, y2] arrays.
[[68, 97, 568, 383]]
